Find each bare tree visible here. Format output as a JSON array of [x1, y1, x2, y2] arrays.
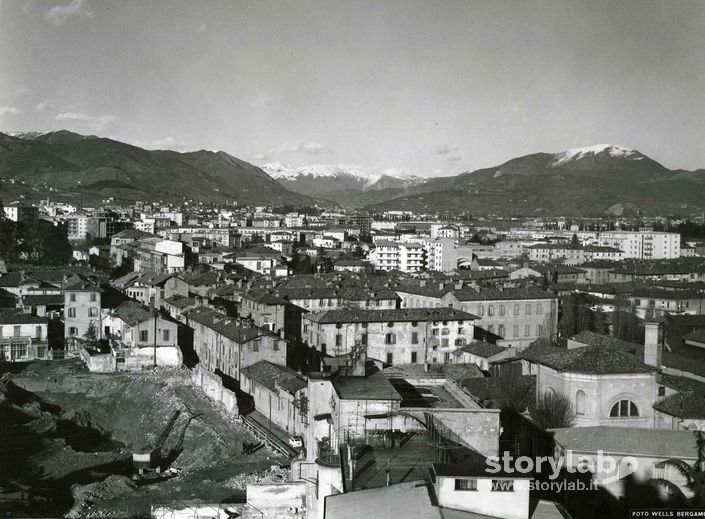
[[529, 391, 576, 429], [495, 375, 534, 413]]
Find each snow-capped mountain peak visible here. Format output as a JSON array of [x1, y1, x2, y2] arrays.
[[6, 130, 50, 140], [262, 162, 423, 190], [550, 144, 645, 168]]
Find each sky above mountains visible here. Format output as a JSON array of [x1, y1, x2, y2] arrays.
[[1, 0, 704, 176]]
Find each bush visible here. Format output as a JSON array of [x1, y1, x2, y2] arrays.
[[529, 391, 576, 429]]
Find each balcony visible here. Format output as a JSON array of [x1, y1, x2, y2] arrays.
[[316, 438, 341, 467]]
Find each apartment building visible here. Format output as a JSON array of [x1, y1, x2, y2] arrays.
[[368, 241, 427, 273], [302, 307, 477, 365], [184, 307, 287, 381], [0, 312, 49, 361], [595, 230, 681, 260], [527, 243, 624, 264], [64, 280, 102, 344], [628, 288, 705, 319], [3, 202, 39, 230], [397, 283, 558, 349], [102, 300, 181, 369]]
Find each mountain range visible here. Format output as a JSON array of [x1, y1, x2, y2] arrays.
[[1, 131, 703, 216], [0, 130, 315, 207], [363, 144, 705, 216], [262, 162, 424, 207]]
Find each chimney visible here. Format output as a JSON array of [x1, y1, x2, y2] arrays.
[[644, 321, 662, 369]]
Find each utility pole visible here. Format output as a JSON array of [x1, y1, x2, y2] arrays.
[[152, 298, 158, 368]]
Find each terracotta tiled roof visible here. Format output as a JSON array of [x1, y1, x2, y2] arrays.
[[112, 300, 155, 326], [163, 295, 197, 309], [551, 426, 698, 460], [241, 360, 306, 394], [457, 341, 506, 358], [0, 311, 48, 325], [519, 342, 655, 375], [452, 286, 554, 302], [184, 307, 271, 343], [653, 392, 705, 419], [570, 331, 644, 360]]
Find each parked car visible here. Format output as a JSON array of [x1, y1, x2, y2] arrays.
[[288, 435, 303, 449]]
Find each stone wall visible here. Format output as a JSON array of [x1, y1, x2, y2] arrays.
[[191, 365, 239, 416]]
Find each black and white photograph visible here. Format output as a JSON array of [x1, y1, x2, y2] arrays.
[[1, 1, 705, 518]]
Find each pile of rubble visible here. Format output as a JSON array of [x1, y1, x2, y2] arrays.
[[65, 475, 137, 519], [223, 465, 291, 490]]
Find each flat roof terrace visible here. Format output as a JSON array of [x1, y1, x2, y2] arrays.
[[388, 379, 464, 409]]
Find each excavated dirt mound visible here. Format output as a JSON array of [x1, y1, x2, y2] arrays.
[[1, 360, 285, 517]]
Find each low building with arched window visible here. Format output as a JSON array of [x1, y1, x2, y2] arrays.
[[520, 341, 659, 428]]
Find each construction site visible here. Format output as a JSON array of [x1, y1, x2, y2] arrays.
[[0, 359, 287, 518]]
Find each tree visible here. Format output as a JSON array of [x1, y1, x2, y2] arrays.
[[83, 321, 100, 350], [571, 233, 579, 246], [289, 253, 313, 275], [351, 245, 366, 259], [559, 296, 577, 338], [559, 293, 607, 339], [495, 375, 535, 413], [36, 221, 73, 265], [650, 430, 705, 508], [0, 198, 18, 261], [612, 301, 643, 344], [529, 391, 576, 429]]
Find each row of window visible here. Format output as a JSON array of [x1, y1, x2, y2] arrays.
[[68, 292, 97, 302], [485, 324, 544, 338], [333, 320, 465, 329], [476, 303, 544, 317], [137, 330, 170, 342], [431, 327, 466, 336], [66, 307, 99, 318], [0, 325, 44, 339], [386, 351, 453, 365], [330, 332, 468, 350], [571, 389, 639, 418]]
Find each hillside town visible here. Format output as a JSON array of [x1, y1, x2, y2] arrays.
[[3, 0, 705, 518], [3, 196, 705, 518]]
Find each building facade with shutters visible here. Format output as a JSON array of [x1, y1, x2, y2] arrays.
[[0, 313, 49, 361], [302, 307, 477, 365]]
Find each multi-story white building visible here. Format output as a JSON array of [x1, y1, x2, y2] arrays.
[[416, 238, 456, 272], [3, 203, 39, 229], [527, 244, 624, 264], [398, 242, 426, 272], [284, 213, 305, 227], [368, 240, 399, 271], [64, 280, 102, 343], [368, 241, 427, 273], [595, 230, 680, 260]]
